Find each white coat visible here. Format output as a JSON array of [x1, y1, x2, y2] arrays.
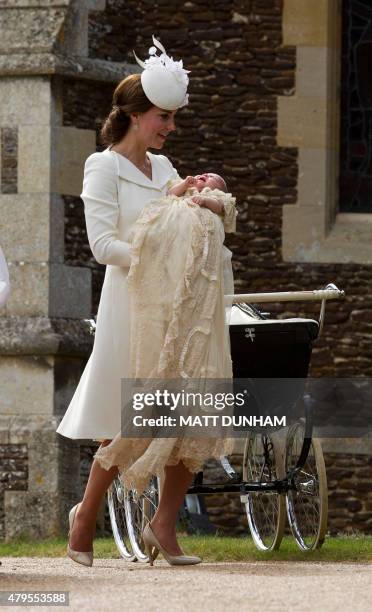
[[56, 147, 181, 440]]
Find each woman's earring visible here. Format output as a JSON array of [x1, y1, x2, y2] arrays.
[[134, 123, 139, 131]]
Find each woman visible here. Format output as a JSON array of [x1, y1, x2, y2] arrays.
[[56, 36, 235, 567]]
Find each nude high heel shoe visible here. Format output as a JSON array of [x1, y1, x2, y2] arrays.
[[143, 523, 202, 566], [67, 503, 93, 567]]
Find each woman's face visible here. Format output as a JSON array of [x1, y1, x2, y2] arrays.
[[135, 106, 177, 148]]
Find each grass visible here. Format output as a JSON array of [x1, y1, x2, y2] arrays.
[[2, 534, 372, 563]]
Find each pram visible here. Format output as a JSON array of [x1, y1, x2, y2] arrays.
[[104, 283, 345, 557]]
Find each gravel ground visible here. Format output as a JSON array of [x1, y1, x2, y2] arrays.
[[1, 557, 371, 612]]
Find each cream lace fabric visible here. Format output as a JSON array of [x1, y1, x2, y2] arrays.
[[94, 187, 238, 495], [167, 181, 238, 234]]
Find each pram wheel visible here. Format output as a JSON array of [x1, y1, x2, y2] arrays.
[[285, 420, 328, 550], [124, 475, 162, 562], [242, 432, 286, 551], [107, 478, 136, 561]]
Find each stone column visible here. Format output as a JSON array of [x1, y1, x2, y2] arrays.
[[0, 0, 130, 540]]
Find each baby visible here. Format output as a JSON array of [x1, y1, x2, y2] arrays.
[[166, 173, 228, 218]]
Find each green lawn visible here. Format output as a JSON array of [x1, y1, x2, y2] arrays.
[[1, 535, 372, 562]]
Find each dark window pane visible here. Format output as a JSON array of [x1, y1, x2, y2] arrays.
[[339, 0, 372, 212]]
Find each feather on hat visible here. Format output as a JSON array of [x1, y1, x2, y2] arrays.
[[133, 35, 191, 110]]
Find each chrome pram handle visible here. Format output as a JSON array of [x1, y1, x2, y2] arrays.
[[226, 283, 345, 337], [225, 283, 345, 305]]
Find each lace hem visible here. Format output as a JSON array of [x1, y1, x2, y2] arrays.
[[94, 436, 235, 496]]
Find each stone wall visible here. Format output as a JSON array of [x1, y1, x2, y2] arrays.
[[0, 441, 109, 541], [0, 444, 28, 540], [61, 74, 113, 311], [325, 453, 372, 535], [1, 127, 17, 195]]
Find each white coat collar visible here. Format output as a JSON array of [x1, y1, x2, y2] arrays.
[[104, 148, 170, 191]]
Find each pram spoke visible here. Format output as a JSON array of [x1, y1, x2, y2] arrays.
[[285, 421, 328, 550], [242, 433, 286, 551]]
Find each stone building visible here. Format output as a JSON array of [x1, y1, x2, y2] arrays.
[[0, 0, 371, 540]]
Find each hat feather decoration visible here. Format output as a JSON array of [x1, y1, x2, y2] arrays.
[[132, 35, 190, 110]]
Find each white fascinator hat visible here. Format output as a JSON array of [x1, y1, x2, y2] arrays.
[[133, 35, 191, 111]]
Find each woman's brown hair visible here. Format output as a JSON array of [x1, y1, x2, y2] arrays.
[[100, 74, 154, 147]]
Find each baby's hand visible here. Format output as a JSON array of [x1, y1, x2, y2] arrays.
[[185, 176, 197, 188], [191, 195, 204, 206], [168, 176, 195, 197], [191, 195, 224, 216]]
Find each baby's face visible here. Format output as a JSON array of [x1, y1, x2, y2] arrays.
[[194, 173, 226, 192]]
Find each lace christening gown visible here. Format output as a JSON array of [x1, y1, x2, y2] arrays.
[[93, 183, 238, 495]]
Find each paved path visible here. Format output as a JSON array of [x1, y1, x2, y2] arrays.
[[1, 558, 371, 611]]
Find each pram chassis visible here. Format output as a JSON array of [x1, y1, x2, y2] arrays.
[[106, 283, 345, 556]]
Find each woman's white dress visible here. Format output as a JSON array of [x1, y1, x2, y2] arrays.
[[56, 148, 237, 493]]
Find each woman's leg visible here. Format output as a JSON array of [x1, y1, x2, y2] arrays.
[[150, 460, 195, 556], [69, 439, 118, 552]]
